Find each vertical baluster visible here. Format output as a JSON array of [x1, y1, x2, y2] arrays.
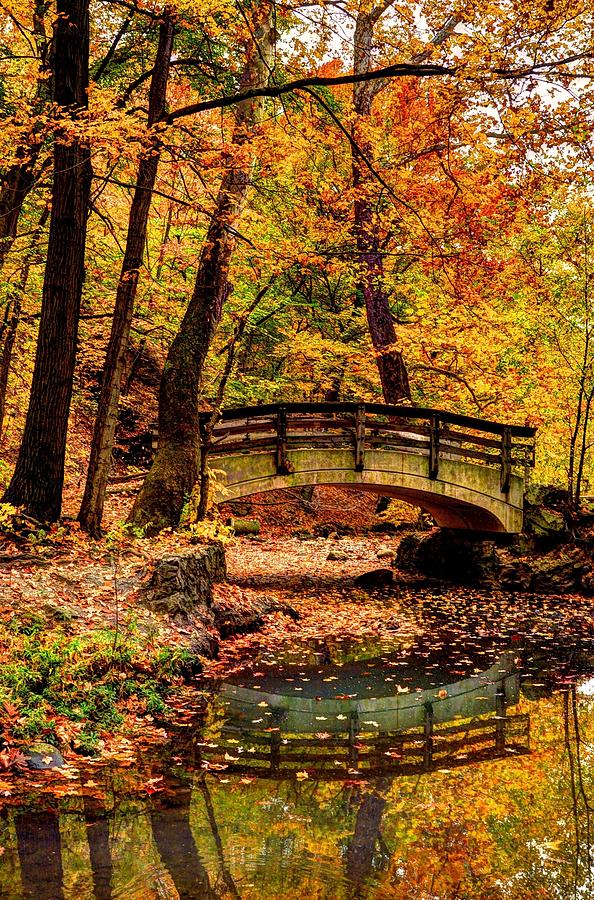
[[500, 427, 512, 493], [276, 406, 288, 474], [429, 414, 440, 480], [495, 685, 506, 752], [423, 702, 434, 771], [270, 728, 281, 773], [349, 710, 360, 770], [354, 403, 365, 472]]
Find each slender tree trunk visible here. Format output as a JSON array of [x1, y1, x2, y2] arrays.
[[0, 166, 39, 271], [0, 298, 21, 438], [130, 6, 274, 532], [78, 12, 175, 536], [0, 204, 50, 439], [83, 796, 113, 900], [4, 0, 92, 521], [352, 7, 411, 405], [0, 0, 50, 271]]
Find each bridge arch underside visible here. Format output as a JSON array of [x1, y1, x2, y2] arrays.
[[212, 448, 525, 533]]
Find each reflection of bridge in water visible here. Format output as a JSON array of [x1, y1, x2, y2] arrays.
[[202, 403, 536, 532], [202, 651, 531, 780]]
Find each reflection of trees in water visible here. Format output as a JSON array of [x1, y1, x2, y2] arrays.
[[564, 684, 593, 898], [83, 795, 113, 900], [15, 809, 64, 900], [345, 779, 390, 893], [149, 775, 216, 899], [6, 670, 594, 898]]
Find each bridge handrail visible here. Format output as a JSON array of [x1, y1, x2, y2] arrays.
[[201, 402, 536, 439], [200, 402, 535, 491]]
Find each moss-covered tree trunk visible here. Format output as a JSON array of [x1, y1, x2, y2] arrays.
[[129, 7, 274, 533], [0, 205, 49, 439]]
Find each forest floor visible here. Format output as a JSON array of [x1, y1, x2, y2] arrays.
[[0, 485, 416, 784]]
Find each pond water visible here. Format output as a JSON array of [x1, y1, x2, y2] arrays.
[[2, 583, 594, 899]]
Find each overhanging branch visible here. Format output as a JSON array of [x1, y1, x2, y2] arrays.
[[166, 48, 594, 122]]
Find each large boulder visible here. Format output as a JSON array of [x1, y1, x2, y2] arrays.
[[524, 484, 569, 539], [395, 516, 586, 594], [524, 506, 567, 539], [395, 529, 501, 583], [528, 553, 583, 593], [141, 543, 226, 617]]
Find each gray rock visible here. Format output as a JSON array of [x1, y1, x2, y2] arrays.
[[371, 521, 399, 534], [24, 742, 64, 770], [228, 518, 260, 536], [524, 506, 567, 538], [377, 548, 395, 560], [523, 483, 569, 539], [524, 483, 568, 508], [141, 543, 226, 617], [327, 550, 347, 561]]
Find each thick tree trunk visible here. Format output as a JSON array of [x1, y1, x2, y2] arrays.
[[4, 0, 92, 521], [83, 796, 113, 900], [352, 7, 411, 405], [130, 7, 274, 533], [78, 13, 175, 536]]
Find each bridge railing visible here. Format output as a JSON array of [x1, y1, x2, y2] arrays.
[[201, 402, 536, 492], [198, 710, 531, 781]]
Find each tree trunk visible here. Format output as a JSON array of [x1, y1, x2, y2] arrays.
[[129, 7, 274, 533], [78, 13, 175, 536], [0, 204, 50, 440], [0, 0, 50, 271], [4, 0, 92, 521], [83, 796, 113, 900], [352, 7, 411, 405]]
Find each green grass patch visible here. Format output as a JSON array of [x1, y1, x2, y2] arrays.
[[0, 622, 197, 755]]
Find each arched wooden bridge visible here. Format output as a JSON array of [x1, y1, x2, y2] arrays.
[[201, 403, 536, 532]]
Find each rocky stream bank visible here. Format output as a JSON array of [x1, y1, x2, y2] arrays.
[[394, 484, 594, 594]]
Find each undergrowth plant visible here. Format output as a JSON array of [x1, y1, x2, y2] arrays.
[[0, 620, 194, 755]]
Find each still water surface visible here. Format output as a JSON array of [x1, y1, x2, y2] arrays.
[[2, 585, 594, 899]]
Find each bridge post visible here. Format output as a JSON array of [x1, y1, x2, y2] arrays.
[[276, 406, 289, 474], [500, 427, 512, 494], [495, 685, 506, 752], [423, 701, 434, 770], [429, 414, 440, 480], [354, 403, 365, 472]]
